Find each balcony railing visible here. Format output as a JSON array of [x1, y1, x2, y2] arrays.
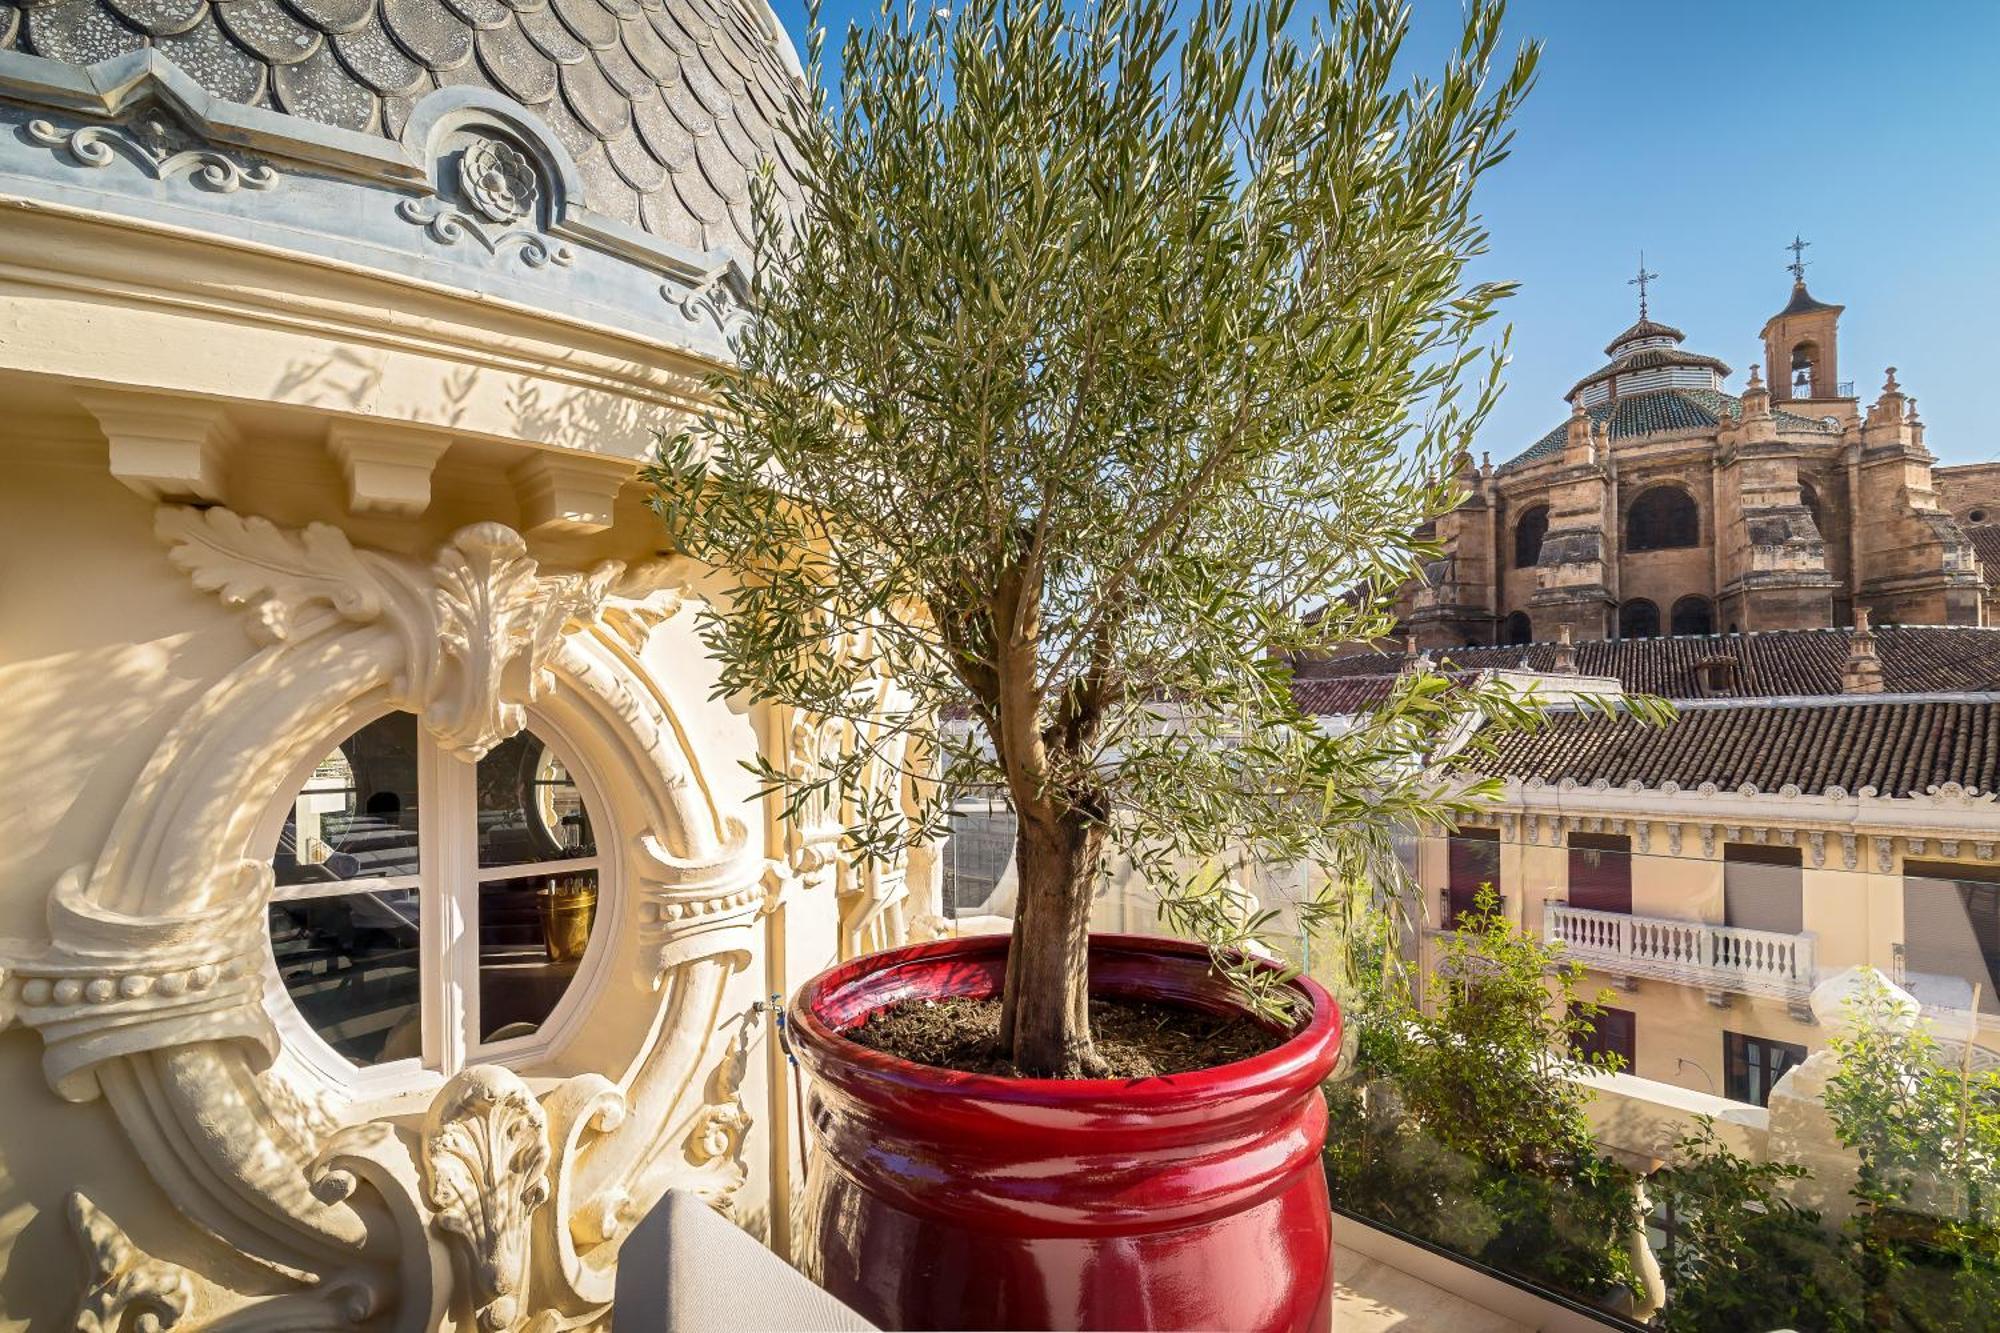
[[1545, 903, 1817, 1003]]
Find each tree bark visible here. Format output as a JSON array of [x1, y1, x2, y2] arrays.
[[999, 807, 1106, 1077]]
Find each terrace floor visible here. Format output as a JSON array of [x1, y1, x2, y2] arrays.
[[1332, 1251, 1530, 1332]]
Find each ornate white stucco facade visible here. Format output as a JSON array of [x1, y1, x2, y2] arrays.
[[0, 14, 926, 1328]]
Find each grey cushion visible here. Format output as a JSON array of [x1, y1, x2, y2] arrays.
[[612, 1191, 877, 1333]]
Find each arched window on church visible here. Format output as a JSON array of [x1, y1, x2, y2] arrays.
[[1671, 595, 1715, 636], [1502, 611, 1533, 645], [1513, 505, 1549, 569], [1800, 478, 1826, 536], [1790, 341, 1819, 398], [1619, 599, 1660, 639], [1628, 486, 1699, 552]]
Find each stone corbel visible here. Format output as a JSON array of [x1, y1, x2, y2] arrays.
[[78, 388, 236, 503], [511, 452, 636, 535], [326, 422, 454, 516]]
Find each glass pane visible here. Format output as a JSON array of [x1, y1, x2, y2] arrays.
[[268, 889, 422, 1067], [477, 870, 598, 1044], [476, 730, 596, 868], [273, 713, 421, 887]]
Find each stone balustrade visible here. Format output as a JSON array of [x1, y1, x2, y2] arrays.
[[1545, 903, 1817, 1002]]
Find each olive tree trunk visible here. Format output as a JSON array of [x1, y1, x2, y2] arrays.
[[999, 807, 1107, 1077]]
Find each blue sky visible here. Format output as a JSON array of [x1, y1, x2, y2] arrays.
[[764, 0, 2000, 465]]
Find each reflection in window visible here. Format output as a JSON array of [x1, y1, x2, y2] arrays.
[[267, 714, 607, 1080], [1724, 1030, 1807, 1107], [479, 871, 598, 1044], [1902, 860, 2000, 1015], [268, 890, 422, 1067], [274, 713, 420, 886], [477, 730, 596, 867]]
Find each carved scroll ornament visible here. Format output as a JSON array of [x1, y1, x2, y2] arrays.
[[0, 507, 770, 1330]]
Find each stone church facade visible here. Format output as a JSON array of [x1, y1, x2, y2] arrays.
[[1399, 271, 1996, 649]]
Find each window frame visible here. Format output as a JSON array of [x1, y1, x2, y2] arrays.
[[257, 706, 620, 1099], [1723, 1030, 1808, 1107], [1625, 484, 1701, 552], [1513, 504, 1550, 570]]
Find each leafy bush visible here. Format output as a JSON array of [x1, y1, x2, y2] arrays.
[[1324, 887, 1642, 1304], [1651, 1119, 1857, 1332]]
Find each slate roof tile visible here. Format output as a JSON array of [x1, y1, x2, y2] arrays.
[[4, 0, 803, 254]]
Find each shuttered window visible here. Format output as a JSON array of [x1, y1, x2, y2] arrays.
[[1446, 829, 1501, 927], [1902, 860, 2000, 1015], [1568, 833, 1632, 915], [1724, 844, 1804, 936]]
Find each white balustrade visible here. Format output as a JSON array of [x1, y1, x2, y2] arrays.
[[1544, 902, 1816, 1001]]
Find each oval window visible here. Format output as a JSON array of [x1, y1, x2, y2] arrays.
[[266, 714, 607, 1075]]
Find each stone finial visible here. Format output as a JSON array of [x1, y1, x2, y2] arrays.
[[1883, 366, 1900, 394], [1740, 360, 1772, 422], [1481, 450, 1492, 475], [1551, 624, 1577, 675], [1843, 607, 1884, 694]]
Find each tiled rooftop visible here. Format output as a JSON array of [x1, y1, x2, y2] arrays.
[[1294, 626, 2000, 701], [1967, 522, 2000, 586], [1500, 388, 1837, 472], [1477, 697, 2000, 798]]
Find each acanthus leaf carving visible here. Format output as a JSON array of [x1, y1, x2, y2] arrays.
[[157, 506, 382, 643], [422, 1066, 552, 1333], [70, 1192, 196, 1333], [417, 524, 620, 759]]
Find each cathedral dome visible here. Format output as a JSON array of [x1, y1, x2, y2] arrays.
[[1563, 313, 1730, 406], [0, 0, 803, 254]]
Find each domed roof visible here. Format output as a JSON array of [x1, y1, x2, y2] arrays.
[[1565, 345, 1731, 402], [0, 0, 805, 253], [1499, 387, 1841, 473], [1601, 316, 1685, 356], [1770, 280, 1841, 320]]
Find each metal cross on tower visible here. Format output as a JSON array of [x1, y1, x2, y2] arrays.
[[1629, 253, 1659, 320], [1787, 235, 1811, 283]]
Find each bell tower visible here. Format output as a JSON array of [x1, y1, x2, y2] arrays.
[[1762, 236, 1845, 403]]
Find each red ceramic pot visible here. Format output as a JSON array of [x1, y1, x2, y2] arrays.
[[790, 932, 1343, 1332]]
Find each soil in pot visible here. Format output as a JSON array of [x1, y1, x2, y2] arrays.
[[844, 994, 1284, 1078]]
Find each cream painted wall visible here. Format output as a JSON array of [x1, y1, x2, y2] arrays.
[[0, 328, 860, 1328]]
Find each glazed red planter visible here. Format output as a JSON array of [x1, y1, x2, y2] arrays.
[[790, 933, 1343, 1332]]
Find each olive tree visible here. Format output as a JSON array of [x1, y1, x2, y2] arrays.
[[650, 0, 1544, 1075]]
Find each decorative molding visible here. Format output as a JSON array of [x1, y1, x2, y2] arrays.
[[0, 507, 771, 1329], [510, 454, 635, 536], [1635, 821, 1651, 854], [78, 389, 236, 504], [667, 263, 753, 342], [1667, 824, 1684, 857], [326, 423, 453, 517], [70, 1193, 195, 1333], [1876, 837, 1895, 874], [422, 1066, 551, 1333], [26, 112, 277, 193], [396, 197, 574, 270], [1808, 830, 1826, 868], [1700, 825, 1716, 859], [1843, 832, 1859, 871]]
